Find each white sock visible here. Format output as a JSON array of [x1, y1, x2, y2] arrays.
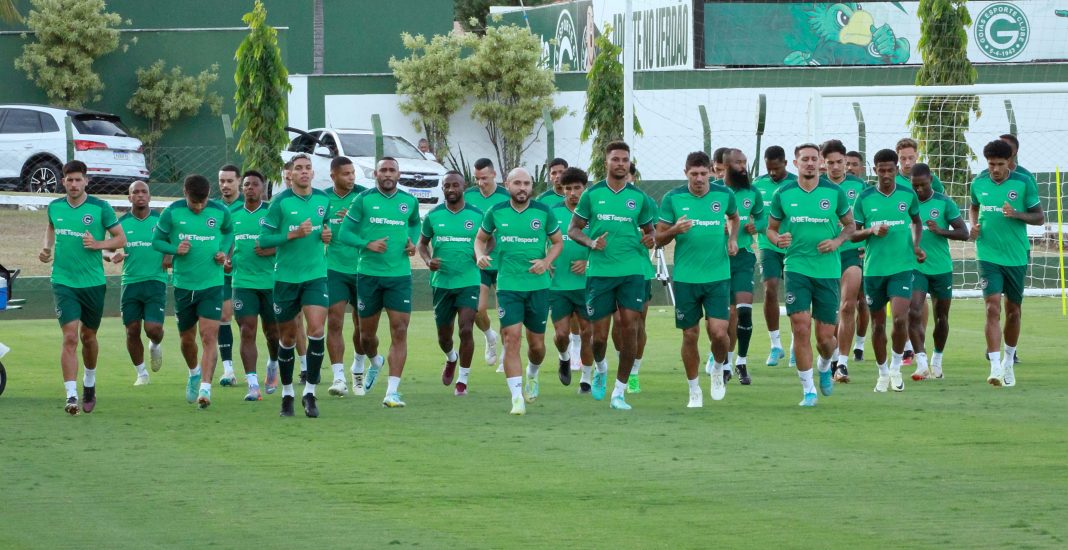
[[81, 369, 95, 388], [222, 360, 234, 376], [931, 351, 943, 368], [769, 329, 782, 349], [611, 379, 627, 399], [351, 354, 366, 374], [331, 363, 344, 381], [134, 362, 147, 376], [798, 369, 815, 394], [282, 384, 295, 397], [446, 349, 458, 362], [507, 376, 522, 399], [149, 340, 160, 352], [303, 383, 316, 396], [267, 358, 278, 370], [630, 358, 642, 375], [569, 333, 582, 353], [688, 377, 700, 391], [485, 329, 498, 345], [817, 356, 832, 373], [1003, 345, 1017, 366], [712, 360, 726, 375], [190, 365, 201, 377], [527, 362, 540, 378], [299, 355, 308, 372], [904, 340, 914, 353], [247, 372, 259, 388], [854, 335, 866, 350], [199, 382, 211, 392], [595, 359, 608, 374], [916, 352, 929, 372], [877, 362, 889, 376], [988, 351, 1001, 372], [838, 355, 849, 368], [559, 349, 571, 362], [735, 355, 747, 366], [64, 380, 77, 398], [386, 376, 401, 395], [580, 365, 592, 383], [372, 355, 385, 369], [890, 352, 903, 374], [831, 348, 840, 363], [458, 367, 470, 384]]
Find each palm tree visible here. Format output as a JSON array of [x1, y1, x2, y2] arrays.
[[1, 0, 22, 24]]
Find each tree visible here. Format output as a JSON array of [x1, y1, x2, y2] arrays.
[[233, 0, 291, 183], [907, 0, 978, 198], [454, 0, 553, 33], [463, 22, 567, 172], [580, 27, 642, 182], [127, 60, 223, 166], [1, 0, 21, 23], [389, 31, 471, 162], [14, 0, 126, 108]]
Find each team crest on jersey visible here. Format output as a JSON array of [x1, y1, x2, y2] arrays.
[[497, 306, 505, 319], [259, 218, 267, 226], [898, 202, 907, 212], [743, 198, 752, 209], [625, 199, 636, 210], [1007, 190, 1018, 200], [82, 214, 93, 225], [848, 190, 857, 199], [464, 220, 474, 230], [930, 209, 940, 219], [233, 299, 244, 311], [785, 292, 795, 305], [818, 199, 830, 210], [530, 219, 542, 230], [711, 202, 722, 212], [399, 203, 409, 214], [317, 206, 326, 217], [207, 217, 218, 228]]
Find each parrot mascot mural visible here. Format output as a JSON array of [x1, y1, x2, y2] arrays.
[[782, 3, 911, 66]]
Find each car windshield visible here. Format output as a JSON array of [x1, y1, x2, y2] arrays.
[[72, 116, 130, 137], [338, 134, 424, 159]]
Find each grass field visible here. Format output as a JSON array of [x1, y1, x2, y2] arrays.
[[1, 299, 1066, 548]]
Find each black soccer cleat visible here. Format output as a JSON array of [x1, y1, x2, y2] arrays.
[[830, 361, 839, 377], [737, 365, 751, 386], [1014, 353, 1021, 364], [82, 386, 96, 414], [558, 359, 572, 386], [723, 368, 732, 385], [280, 395, 295, 417], [302, 394, 319, 418], [854, 348, 864, 362]]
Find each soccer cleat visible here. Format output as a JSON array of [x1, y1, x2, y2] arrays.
[[454, 382, 468, 396], [495, 364, 504, 373], [766, 346, 785, 366], [788, 350, 797, 368], [302, 394, 319, 417], [874, 375, 890, 393], [365, 360, 381, 392], [328, 378, 348, 397], [279, 395, 295, 417], [1014, 353, 1021, 364], [81, 386, 96, 413], [591, 371, 607, 401], [890, 372, 904, 392], [150, 345, 163, 372], [524, 373, 539, 403], [710, 370, 726, 401], [819, 369, 834, 396], [610, 395, 632, 410], [687, 388, 703, 408], [186, 372, 202, 403], [834, 365, 851, 384], [484, 334, 498, 366], [853, 347, 864, 362], [830, 361, 839, 378], [911, 367, 930, 382], [705, 356, 713, 375], [627, 373, 641, 394], [382, 392, 406, 408], [722, 368, 732, 385], [1003, 362, 1016, 387], [578, 382, 592, 395], [441, 359, 457, 386], [265, 365, 279, 394], [509, 395, 526, 415], [197, 388, 211, 409], [737, 364, 751, 385], [931, 364, 944, 379], [902, 350, 914, 366], [64, 396, 79, 415], [798, 392, 818, 407], [351, 373, 366, 396], [219, 374, 237, 387], [558, 359, 571, 386], [244, 386, 262, 401], [134, 374, 150, 386], [299, 371, 307, 385]]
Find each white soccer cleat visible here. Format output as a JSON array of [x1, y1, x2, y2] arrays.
[[509, 395, 526, 415], [149, 345, 163, 372], [987, 364, 1005, 387], [351, 373, 366, 396], [931, 364, 944, 379], [484, 333, 498, 366], [328, 378, 348, 396], [874, 375, 890, 393], [910, 367, 930, 382], [890, 372, 905, 392], [709, 369, 726, 401], [687, 388, 703, 408], [134, 374, 150, 386], [1003, 362, 1016, 387], [495, 363, 504, 373]]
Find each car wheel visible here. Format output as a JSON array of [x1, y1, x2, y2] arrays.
[[23, 160, 63, 193]]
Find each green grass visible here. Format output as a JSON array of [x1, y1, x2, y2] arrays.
[[1, 299, 1066, 548]]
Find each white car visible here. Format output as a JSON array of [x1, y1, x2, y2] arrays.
[[0, 104, 149, 193], [279, 128, 446, 205]]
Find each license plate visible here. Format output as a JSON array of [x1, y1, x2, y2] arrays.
[[114, 151, 129, 160], [409, 189, 430, 198]]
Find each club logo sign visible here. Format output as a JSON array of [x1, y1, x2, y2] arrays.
[[625, 199, 636, 210], [819, 199, 830, 210], [207, 217, 217, 228], [55, 306, 62, 318], [317, 206, 326, 217], [975, 3, 1029, 61], [531, 219, 542, 230], [1007, 190, 1018, 200], [357, 299, 365, 311], [675, 308, 685, 320], [399, 203, 409, 214], [848, 190, 857, 199], [898, 202, 908, 212], [743, 198, 752, 209], [980, 277, 989, 290], [464, 220, 474, 230], [273, 303, 282, 314], [785, 292, 795, 305], [586, 304, 594, 316], [82, 214, 94, 225], [233, 299, 244, 311], [259, 218, 267, 226], [497, 306, 506, 319], [711, 202, 722, 212], [866, 295, 874, 306], [930, 209, 940, 219]]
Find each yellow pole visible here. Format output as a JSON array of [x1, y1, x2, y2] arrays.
[[1057, 167, 1066, 316]]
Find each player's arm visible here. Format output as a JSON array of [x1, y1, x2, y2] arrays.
[[219, 209, 234, 254], [934, 216, 969, 241], [655, 195, 686, 247], [532, 230, 564, 275], [337, 197, 371, 249], [726, 212, 740, 256], [1004, 203, 1044, 225], [416, 236, 437, 270], [909, 212, 925, 263], [765, 192, 790, 248], [968, 203, 981, 240], [85, 223, 126, 251], [567, 212, 597, 249], [152, 208, 181, 254], [39, 221, 55, 263], [474, 228, 493, 268]]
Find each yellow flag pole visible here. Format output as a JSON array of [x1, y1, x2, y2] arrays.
[[1057, 167, 1066, 317]]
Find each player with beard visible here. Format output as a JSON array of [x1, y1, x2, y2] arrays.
[[753, 146, 798, 367], [721, 149, 761, 385]]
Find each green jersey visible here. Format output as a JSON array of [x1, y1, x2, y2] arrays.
[[46, 195, 119, 288], [258, 188, 330, 284], [659, 183, 738, 283], [753, 172, 798, 252], [828, 175, 867, 251], [464, 185, 511, 272], [325, 186, 368, 275], [768, 179, 851, 279], [969, 173, 1040, 267], [896, 172, 945, 194], [230, 201, 275, 290], [978, 166, 1035, 185], [550, 203, 589, 291], [153, 199, 233, 291], [480, 201, 560, 292], [535, 188, 565, 207], [727, 185, 764, 251], [340, 187, 421, 277], [574, 180, 658, 278], [917, 192, 962, 275], [420, 203, 483, 289], [853, 183, 920, 277], [118, 210, 167, 286]]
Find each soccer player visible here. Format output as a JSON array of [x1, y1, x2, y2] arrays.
[[657, 151, 739, 407], [568, 141, 657, 411], [978, 134, 1035, 183], [970, 139, 1043, 387], [281, 159, 310, 376], [339, 156, 421, 407], [258, 154, 332, 417], [753, 145, 798, 367], [722, 149, 761, 385], [535, 157, 569, 207], [766, 144, 855, 407], [40, 160, 125, 414], [613, 162, 656, 393], [846, 150, 867, 180], [324, 156, 369, 397], [418, 171, 484, 396], [851, 149, 925, 393], [228, 171, 279, 401], [908, 163, 968, 381], [821, 139, 867, 384], [153, 174, 233, 408], [475, 167, 563, 414], [848, 149, 872, 363], [216, 164, 242, 387], [110, 180, 166, 386], [465, 158, 511, 371], [712, 147, 729, 180], [547, 167, 594, 391]]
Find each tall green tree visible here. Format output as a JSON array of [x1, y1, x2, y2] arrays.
[[127, 60, 223, 166], [580, 27, 642, 182], [1, 0, 22, 23], [463, 22, 567, 172], [907, 0, 978, 198], [454, 0, 552, 33], [14, 0, 126, 108], [233, 0, 291, 183]]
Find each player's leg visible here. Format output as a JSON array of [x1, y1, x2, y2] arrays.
[[325, 299, 349, 397], [380, 276, 413, 407], [300, 298, 328, 417], [53, 285, 83, 413], [930, 294, 952, 379], [585, 276, 616, 401], [855, 284, 869, 360], [355, 274, 387, 393], [907, 281, 929, 381], [476, 271, 500, 368], [549, 290, 576, 385], [809, 277, 840, 398], [836, 265, 861, 382], [500, 319, 525, 414], [610, 277, 645, 409], [195, 317, 220, 408], [236, 313, 261, 400], [142, 280, 166, 374], [706, 313, 731, 402], [978, 261, 1008, 386], [295, 310, 308, 383], [272, 282, 304, 415], [454, 305, 477, 396], [218, 276, 235, 385], [121, 283, 148, 384], [72, 285, 105, 412], [761, 250, 786, 365], [520, 289, 550, 401], [734, 296, 755, 385], [868, 286, 891, 393], [887, 290, 911, 392], [568, 314, 582, 369], [434, 287, 460, 388], [681, 324, 702, 407], [261, 305, 280, 395], [784, 273, 818, 406], [627, 293, 650, 394], [999, 264, 1025, 386]]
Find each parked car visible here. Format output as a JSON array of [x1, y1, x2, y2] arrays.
[[278, 128, 446, 205], [0, 104, 149, 194]]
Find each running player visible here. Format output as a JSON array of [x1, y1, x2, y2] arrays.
[[978, 134, 1035, 183], [339, 157, 421, 408], [228, 170, 279, 401], [970, 139, 1044, 387], [110, 180, 166, 386], [657, 151, 739, 407], [535, 157, 569, 207], [615, 162, 655, 393], [568, 141, 657, 411], [324, 156, 369, 397], [475, 167, 563, 414], [153, 174, 233, 408], [465, 158, 510, 372], [418, 171, 484, 396], [40, 160, 126, 414], [845, 150, 871, 361], [753, 145, 797, 367], [216, 164, 242, 387], [723, 148, 761, 385], [712, 147, 729, 180], [766, 144, 855, 407], [281, 159, 309, 379], [850, 149, 924, 393], [547, 167, 594, 391], [258, 154, 332, 417], [908, 163, 968, 381], [846, 150, 867, 180]]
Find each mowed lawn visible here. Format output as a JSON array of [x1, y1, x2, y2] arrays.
[[0, 299, 1066, 548]]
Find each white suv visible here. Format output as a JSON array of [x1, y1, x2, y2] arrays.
[[0, 104, 149, 193], [279, 128, 446, 205]]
